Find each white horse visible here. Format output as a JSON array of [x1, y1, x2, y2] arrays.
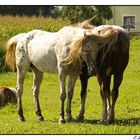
[[5, 26, 117, 123]]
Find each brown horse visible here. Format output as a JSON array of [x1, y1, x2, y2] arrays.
[[0, 87, 17, 107], [77, 25, 130, 123]]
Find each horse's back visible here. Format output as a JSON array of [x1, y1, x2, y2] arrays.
[[28, 29, 56, 38], [28, 33, 58, 73], [58, 26, 86, 41]]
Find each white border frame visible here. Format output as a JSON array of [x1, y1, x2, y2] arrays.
[[0, 0, 140, 5]]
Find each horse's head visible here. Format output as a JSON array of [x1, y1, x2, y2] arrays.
[[79, 36, 99, 75], [62, 29, 118, 75], [80, 29, 118, 75], [4, 88, 17, 103]]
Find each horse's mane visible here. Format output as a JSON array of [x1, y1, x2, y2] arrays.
[[84, 29, 118, 64], [63, 37, 86, 67], [64, 29, 118, 67], [61, 21, 94, 67], [96, 29, 119, 68]]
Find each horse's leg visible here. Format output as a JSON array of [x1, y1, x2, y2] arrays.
[[77, 74, 88, 122], [16, 66, 27, 122], [0, 93, 4, 107], [66, 74, 78, 122], [31, 66, 44, 121], [108, 72, 123, 123], [59, 72, 67, 123], [98, 74, 111, 122]]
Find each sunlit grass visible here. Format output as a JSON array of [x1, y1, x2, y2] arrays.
[[0, 36, 140, 134], [0, 16, 139, 134]]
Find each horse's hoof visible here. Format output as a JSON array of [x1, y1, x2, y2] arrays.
[[99, 119, 108, 124], [18, 117, 25, 122], [107, 118, 114, 124], [38, 116, 44, 122], [58, 118, 65, 124], [66, 117, 74, 123], [76, 115, 84, 122]]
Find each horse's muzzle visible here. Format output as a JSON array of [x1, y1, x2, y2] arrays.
[[88, 66, 97, 77]]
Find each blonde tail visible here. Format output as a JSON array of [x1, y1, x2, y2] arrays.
[[5, 38, 17, 71]]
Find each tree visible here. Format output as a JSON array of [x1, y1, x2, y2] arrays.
[[0, 6, 55, 17], [60, 6, 113, 25], [94, 6, 113, 25]]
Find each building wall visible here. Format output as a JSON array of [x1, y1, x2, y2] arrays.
[[109, 6, 140, 33]]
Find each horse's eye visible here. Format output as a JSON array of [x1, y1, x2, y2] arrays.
[[97, 43, 102, 46], [86, 44, 91, 51], [87, 47, 90, 51]]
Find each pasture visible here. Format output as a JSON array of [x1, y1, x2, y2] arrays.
[[0, 16, 140, 134]]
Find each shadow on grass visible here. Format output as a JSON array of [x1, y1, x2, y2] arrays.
[[80, 117, 140, 126], [47, 117, 140, 126]]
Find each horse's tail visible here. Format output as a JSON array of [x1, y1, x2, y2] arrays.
[[5, 37, 17, 71]]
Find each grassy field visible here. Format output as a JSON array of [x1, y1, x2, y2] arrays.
[[0, 16, 140, 134], [0, 35, 140, 134]]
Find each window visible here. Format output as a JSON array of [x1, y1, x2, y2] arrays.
[[123, 16, 135, 28]]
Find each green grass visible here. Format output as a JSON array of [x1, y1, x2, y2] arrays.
[[0, 36, 140, 134]]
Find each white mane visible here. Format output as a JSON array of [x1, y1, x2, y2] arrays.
[[92, 25, 128, 34]]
